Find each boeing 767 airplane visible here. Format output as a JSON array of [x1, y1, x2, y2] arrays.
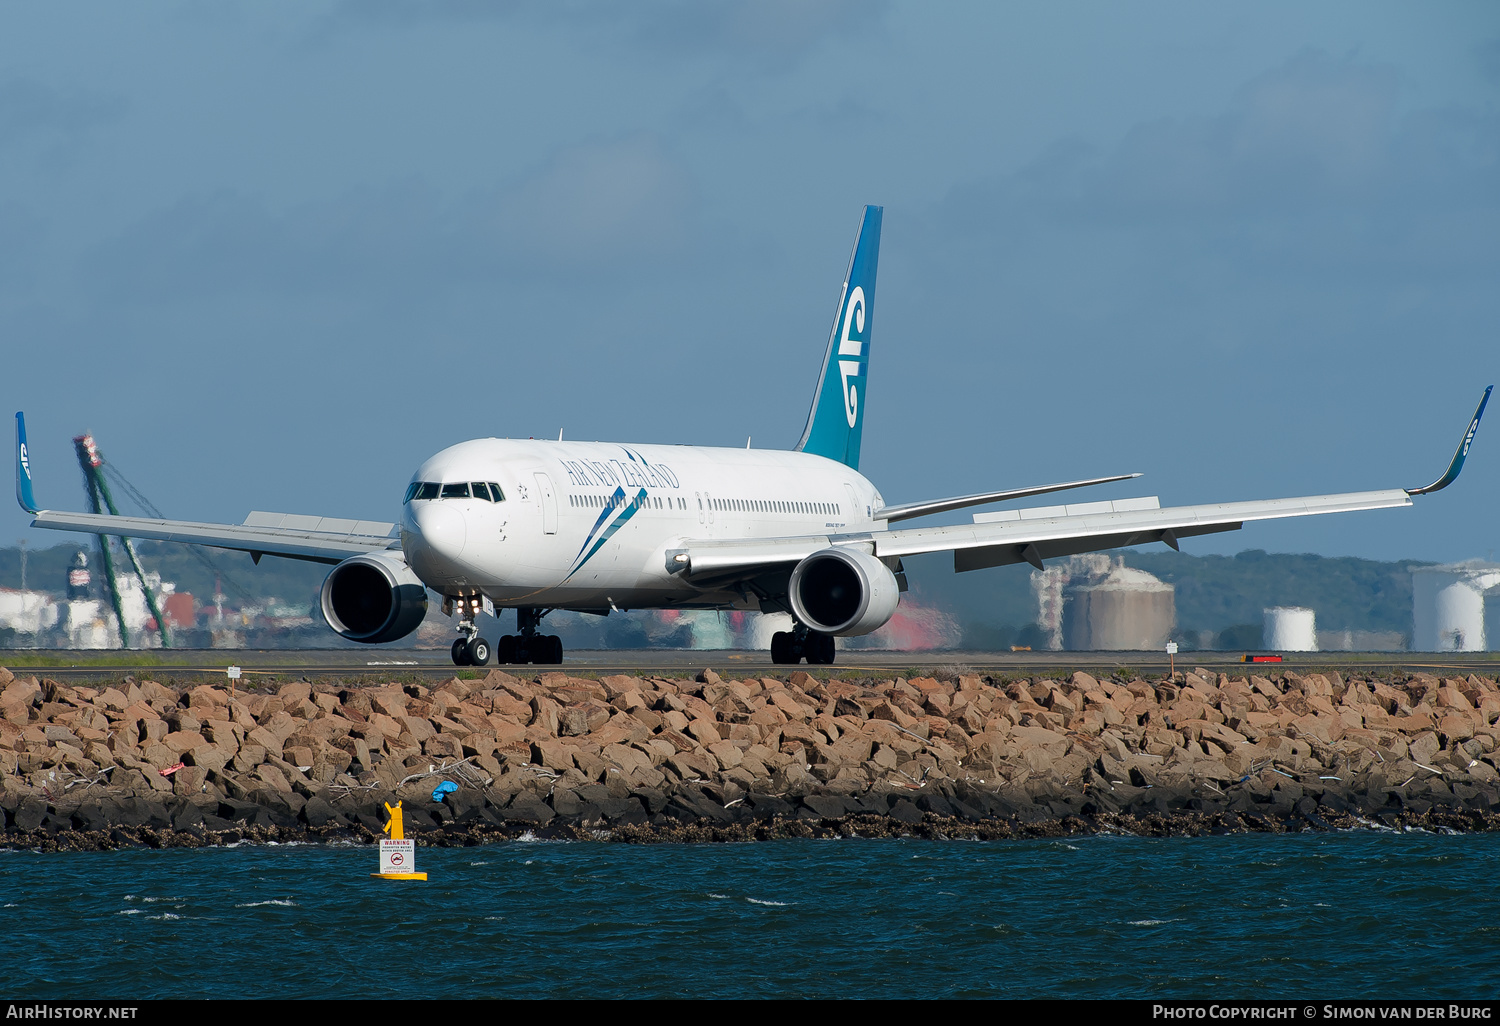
[[13, 206, 1492, 666]]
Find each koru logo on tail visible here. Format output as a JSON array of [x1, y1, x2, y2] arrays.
[[838, 286, 866, 428]]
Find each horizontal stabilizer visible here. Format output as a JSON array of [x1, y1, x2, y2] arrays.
[[874, 473, 1141, 522]]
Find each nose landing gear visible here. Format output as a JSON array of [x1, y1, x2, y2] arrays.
[[770, 622, 835, 665], [448, 596, 491, 666], [451, 635, 491, 666]]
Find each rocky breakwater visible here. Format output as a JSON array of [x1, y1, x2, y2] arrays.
[[1, 663, 1499, 850]]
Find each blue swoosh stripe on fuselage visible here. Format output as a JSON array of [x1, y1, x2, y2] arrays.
[[571, 485, 627, 567], [565, 487, 649, 581]]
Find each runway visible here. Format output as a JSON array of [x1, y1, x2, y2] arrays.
[[2, 648, 1497, 683]]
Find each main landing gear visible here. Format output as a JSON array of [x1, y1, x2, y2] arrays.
[[495, 607, 563, 665], [448, 603, 563, 666], [770, 622, 836, 665]]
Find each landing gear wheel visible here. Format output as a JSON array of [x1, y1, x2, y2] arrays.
[[770, 631, 793, 664], [808, 633, 836, 665], [451, 638, 471, 666], [496, 635, 517, 664], [545, 635, 564, 664], [467, 637, 491, 666]]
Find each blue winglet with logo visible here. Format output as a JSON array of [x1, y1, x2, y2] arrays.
[[15, 412, 38, 514], [1406, 385, 1492, 496], [794, 205, 882, 470]]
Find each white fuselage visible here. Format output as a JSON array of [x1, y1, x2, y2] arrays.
[[400, 439, 886, 609]]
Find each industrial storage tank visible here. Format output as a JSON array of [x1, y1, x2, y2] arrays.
[[1411, 561, 1500, 652], [1263, 607, 1317, 651], [1062, 563, 1174, 651]]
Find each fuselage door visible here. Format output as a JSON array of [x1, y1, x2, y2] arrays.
[[843, 482, 861, 522], [534, 472, 558, 534]]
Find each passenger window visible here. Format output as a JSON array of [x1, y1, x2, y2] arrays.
[[489, 483, 505, 501], [418, 482, 440, 501], [441, 483, 470, 499]]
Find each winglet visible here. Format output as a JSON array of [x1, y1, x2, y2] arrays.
[[15, 412, 38, 514], [1407, 385, 1492, 496]]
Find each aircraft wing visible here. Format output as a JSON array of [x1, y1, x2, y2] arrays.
[[677, 488, 1410, 581], [679, 386, 1490, 583], [15, 413, 397, 565], [879, 489, 1408, 572], [25, 509, 399, 565]]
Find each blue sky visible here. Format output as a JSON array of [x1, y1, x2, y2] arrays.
[[3, 1, 1497, 565]]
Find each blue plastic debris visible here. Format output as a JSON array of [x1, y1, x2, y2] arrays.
[[431, 780, 459, 802]]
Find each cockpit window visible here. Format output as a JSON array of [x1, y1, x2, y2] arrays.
[[408, 480, 501, 502]]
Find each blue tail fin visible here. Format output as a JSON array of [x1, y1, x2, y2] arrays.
[[15, 412, 38, 513], [794, 205, 882, 469]]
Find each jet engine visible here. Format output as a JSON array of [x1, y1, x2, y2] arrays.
[[788, 547, 900, 637], [319, 551, 429, 644]]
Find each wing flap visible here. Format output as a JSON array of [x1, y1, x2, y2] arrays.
[[242, 510, 397, 538], [952, 521, 1242, 573]]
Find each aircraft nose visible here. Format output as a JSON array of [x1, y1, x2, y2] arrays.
[[405, 501, 468, 577]]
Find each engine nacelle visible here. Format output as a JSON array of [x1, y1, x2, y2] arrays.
[[788, 547, 900, 637], [319, 551, 429, 644]]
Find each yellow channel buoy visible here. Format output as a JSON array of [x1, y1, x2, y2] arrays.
[[371, 800, 427, 881]]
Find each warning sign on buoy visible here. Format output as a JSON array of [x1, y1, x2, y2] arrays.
[[380, 839, 414, 873], [371, 800, 427, 881]]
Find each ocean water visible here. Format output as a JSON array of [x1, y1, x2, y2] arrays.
[[2, 830, 1497, 999]]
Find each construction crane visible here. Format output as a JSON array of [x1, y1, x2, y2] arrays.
[[73, 434, 171, 649]]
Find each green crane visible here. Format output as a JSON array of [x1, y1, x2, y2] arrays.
[[73, 434, 170, 649]]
